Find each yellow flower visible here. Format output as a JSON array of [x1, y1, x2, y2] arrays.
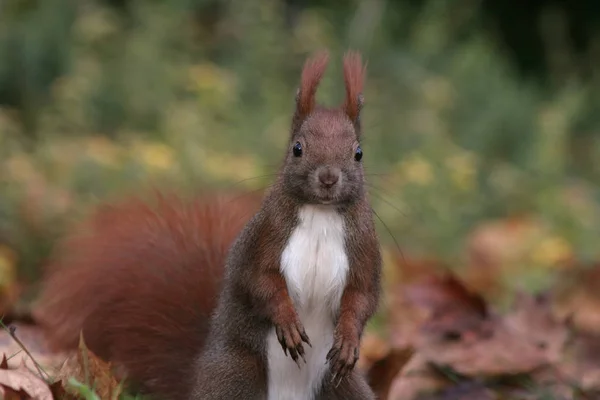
[[188, 63, 236, 98], [445, 153, 477, 190], [399, 154, 433, 186], [531, 236, 572, 267], [137, 142, 175, 171]]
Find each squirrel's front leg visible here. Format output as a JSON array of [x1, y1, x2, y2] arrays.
[[327, 227, 382, 385], [326, 285, 374, 385], [244, 267, 311, 366]]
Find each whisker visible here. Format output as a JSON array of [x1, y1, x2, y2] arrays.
[[371, 206, 406, 266], [363, 173, 393, 178], [364, 181, 413, 217], [226, 173, 279, 188], [365, 187, 408, 219], [226, 182, 275, 205], [364, 181, 428, 225]]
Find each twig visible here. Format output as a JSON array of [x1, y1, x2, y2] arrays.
[[0, 317, 52, 382], [6, 349, 23, 361]]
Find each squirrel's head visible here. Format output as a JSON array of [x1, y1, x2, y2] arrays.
[[281, 50, 367, 206]]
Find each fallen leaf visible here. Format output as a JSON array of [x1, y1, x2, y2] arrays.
[[557, 329, 600, 392], [388, 269, 488, 351], [503, 291, 568, 364], [554, 263, 600, 335], [366, 346, 414, 400], [357, 332, 391, 372], [403, 272, 489, 343], [54, 333, 122, 400], [0, 385, 28, 400], [0, 360, 53, 400], [393, 256, 448, 286], [49, 379, 75, 400], [404, 273, 488, 317], [0, 322, 66, 373], [388, 287, 429, 349], [415, 318, 550, 377], [387, 353, 449, 400], [416, 381, 498, 400], [402, 274, 556, 378]]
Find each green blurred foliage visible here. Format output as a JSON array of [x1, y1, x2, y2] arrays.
[[0, 0, 599, 289]]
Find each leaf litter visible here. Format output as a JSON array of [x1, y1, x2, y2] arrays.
[[0, 251, 599, 399], [0, 321, 123, 400], [360, 256, 600, 400]]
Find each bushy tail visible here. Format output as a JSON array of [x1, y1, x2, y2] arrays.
[[32, 190, 261, 399]]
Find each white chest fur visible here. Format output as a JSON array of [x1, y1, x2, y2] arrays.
[[267, 205, 349, 400]]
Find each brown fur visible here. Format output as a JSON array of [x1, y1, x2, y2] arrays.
[[190, 50, 381, 399], [292, 51, 330, 135], [342, 51, 367, 129], [33, 191, 262, 399], [298, 50, 330, 117], [34, 50, 382, 400]]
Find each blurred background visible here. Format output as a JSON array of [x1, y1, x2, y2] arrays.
[[0, 0, 599, 307]]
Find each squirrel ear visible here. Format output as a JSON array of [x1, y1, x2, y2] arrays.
[[292, 50, 330, 133], [342, 50, 367, 134]]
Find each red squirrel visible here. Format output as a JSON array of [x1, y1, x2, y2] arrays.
[[33, 50, 382, 400]]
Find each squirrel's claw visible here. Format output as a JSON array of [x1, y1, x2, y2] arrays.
[[274, 318, 311, 368], [300, 330, 312, 348], [326, 334, 359, 387]]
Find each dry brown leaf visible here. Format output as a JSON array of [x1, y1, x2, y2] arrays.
[[414, 317, 550, 377], [388, 286, 429, 349], [54, 333, 122, 400], [503, 291, 568, 364], [357, 332, 391, 372], [554, 263, 600, 335], [387, 270, 487, 351], [49, 379, 76, 400], [393, 256, 448, 286], [0, 361, 52, 400], [367, 346, 414, 400], [384, 256, 448, 348], [556, 329, 600, 392], [398, 271, 493, 355], [404, 272, 488, 337], [416, 382, 498, 400], [404, 273, 487, 316], [387, 353, 449, 400], [401, 274, 558, 378], [0, 322, 66, 372]]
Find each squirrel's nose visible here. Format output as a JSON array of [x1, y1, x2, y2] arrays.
[[318, 167, 341, 188]]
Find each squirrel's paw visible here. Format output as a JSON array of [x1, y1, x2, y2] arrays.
[[326, 328, 360, 387], [275, 318, 311, 368]]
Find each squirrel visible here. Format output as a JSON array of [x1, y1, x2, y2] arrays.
[[33, 50, 383, 400]]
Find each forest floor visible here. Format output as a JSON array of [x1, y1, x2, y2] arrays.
[[0, 224, 598, 400]]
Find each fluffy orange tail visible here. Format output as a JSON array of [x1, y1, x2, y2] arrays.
[[32, 190, 261, 399]]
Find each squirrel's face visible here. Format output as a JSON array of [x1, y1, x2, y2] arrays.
[[282, 108, 364, 206]]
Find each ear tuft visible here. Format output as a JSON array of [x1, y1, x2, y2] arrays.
[[342, 50, 367, 124], [295, 50, 330, 121]]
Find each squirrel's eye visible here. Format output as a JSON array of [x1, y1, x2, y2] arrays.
[[354, 146, 363, 162], [293, 142, 303, 157]]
